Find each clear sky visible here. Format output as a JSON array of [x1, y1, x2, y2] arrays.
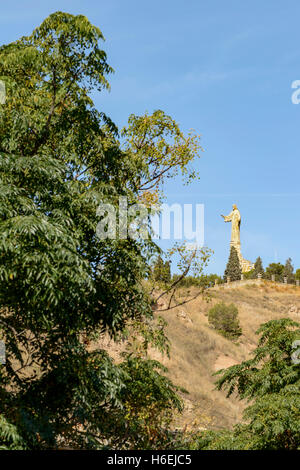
[[1, 0, 300, 274]]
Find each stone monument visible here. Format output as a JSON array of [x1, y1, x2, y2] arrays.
[[221, 204, 254, 273]]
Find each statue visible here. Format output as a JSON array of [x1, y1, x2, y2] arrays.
[[221, 204, 254, 273], [221, 204, 241, 245]]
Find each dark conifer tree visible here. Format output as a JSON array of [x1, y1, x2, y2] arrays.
[[224, 246, 242, 281], [164, 260, 171, 283], [153, 255, 164, 282], [252, 256, 264, 278], [283, 257, 295, 283]]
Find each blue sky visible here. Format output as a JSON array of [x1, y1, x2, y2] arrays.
[[1, 0, 300, 274]]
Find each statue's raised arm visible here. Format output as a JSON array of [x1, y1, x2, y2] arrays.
[[221, 212, 233, 223]]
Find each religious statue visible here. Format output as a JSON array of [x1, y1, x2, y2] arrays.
[[221, 204, 241, 245], [221, 204, 254, 273]]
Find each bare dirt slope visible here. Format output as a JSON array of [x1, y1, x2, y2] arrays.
[[151, 281, 300, 432], [93, 281, 300, 432]]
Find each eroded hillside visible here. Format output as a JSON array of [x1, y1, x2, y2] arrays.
[[155, 281, 300, 431], [93, 281, 300, 432]]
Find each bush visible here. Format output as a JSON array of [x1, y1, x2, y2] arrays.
[[208, 302, 242, 340], [265, 262, 284, 282]]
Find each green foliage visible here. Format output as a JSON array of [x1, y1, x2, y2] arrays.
[[224, 246, 241, 282], [202, 273, 223, 287], [243, 256, 264, 280], [195, 319, 300, 449], [0, 414, 25, 450], [208, 302, 242, 340], [121, 316, 171, 359], [252, 256, 264, 278], [265, 262, 284, 281], [295, 268, 300, 280], [121, 110, 202, 202], [0, 12, 198, 449], [114, 356, 184, 449], [243, 269, 254, 279], [283, 257, 295, 283], [149, 243, 212, 314]]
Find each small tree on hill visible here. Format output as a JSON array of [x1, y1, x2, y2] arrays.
[[265, 262, 284, 282], [208, 302, 242, 340], [224, 246, 241, 282], [295, 269, 300, 281], [252, 256, 264, 279], [243, 269, 254, 280], [283, 257, 295, 284]]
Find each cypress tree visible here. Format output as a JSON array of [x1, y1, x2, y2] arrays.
[[153, 255, 164, 282], [283, 257, 294, 283], [164, 260, 171, 283], [224, 246, 242, 281], [252, 256, 264, 278]]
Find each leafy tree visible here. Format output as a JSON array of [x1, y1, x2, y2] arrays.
[[0, 12, 205, 449], [243, 269, 254, 279], [283, 257, 295, 284], [194, 319, 300, 450], [0, 414, 25, 450], [252, 256, 264, 279], [121, 110, 202, 205], [295, 269, 300, 281], [208, 302, 242, 340], [116, 357, 184, 449], [224, 246, 241, 282], [265, 262, 284, 282]]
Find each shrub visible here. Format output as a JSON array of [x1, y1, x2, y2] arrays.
[[208, 302, 242, 340], [265, 262, 284, 282]]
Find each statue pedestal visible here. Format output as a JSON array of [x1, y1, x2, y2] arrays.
[[230, 241, 254, 273]]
